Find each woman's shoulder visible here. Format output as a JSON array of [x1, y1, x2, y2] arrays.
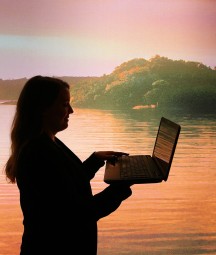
[[17, 134, 66, 176], [20, 134, 57, 159]]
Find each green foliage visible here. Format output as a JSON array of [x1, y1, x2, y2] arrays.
[[0, 56, 216, 112], [71, 56, 216, 111]]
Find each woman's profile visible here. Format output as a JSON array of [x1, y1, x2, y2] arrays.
[[4, 76, 132, 255]]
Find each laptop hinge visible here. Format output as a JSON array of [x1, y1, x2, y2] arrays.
[[152, 156, 166, 180]]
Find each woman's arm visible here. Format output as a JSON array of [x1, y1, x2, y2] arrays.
[[92, 184, 132, 220]]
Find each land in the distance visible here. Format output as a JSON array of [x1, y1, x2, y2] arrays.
[[1, 56, 216, 112]]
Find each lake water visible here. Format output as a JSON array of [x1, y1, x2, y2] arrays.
[[0, 105, 216, 255]]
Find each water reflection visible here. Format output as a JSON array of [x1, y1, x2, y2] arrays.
[[0, 105, 216, 255]]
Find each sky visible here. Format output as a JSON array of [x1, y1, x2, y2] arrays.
[[0, 0, 216, 79]]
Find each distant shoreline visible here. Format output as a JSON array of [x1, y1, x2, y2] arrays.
[[0, 100, 17, 105]]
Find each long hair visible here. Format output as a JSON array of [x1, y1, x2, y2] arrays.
[[4, 76, 69, 183]]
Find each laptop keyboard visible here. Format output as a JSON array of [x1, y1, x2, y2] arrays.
[[119, 155, 152, 179]]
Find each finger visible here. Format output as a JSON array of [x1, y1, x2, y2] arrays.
[[107, 156, 118, 165], [112, 152, 129, 157], [106, 153, 128, 160]]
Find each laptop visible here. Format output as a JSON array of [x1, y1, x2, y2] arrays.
[[104, 117, 181, 184]]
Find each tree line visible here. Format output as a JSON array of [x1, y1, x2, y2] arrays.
[[71, 56, 216, 112], [0, 56, 216, 112]]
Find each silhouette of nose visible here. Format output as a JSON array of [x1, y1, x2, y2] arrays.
[[69, 105, 74, 114]]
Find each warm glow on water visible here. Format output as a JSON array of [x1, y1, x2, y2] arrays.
[[0, 106, 216, 254]]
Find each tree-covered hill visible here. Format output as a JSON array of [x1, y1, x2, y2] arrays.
[[0, 56, 216, 112], [71, 56, 216, 112], [0, 78, 28, 101]]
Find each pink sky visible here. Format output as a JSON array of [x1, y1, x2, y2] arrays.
[[0, 0, 216, 79]]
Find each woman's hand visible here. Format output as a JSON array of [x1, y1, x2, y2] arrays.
[[94, 151, 129, 163]]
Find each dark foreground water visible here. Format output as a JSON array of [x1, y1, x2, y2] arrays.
[[0, 105, 216, 255]]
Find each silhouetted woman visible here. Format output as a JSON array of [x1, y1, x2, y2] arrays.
[[5, 76, 132, 255]]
